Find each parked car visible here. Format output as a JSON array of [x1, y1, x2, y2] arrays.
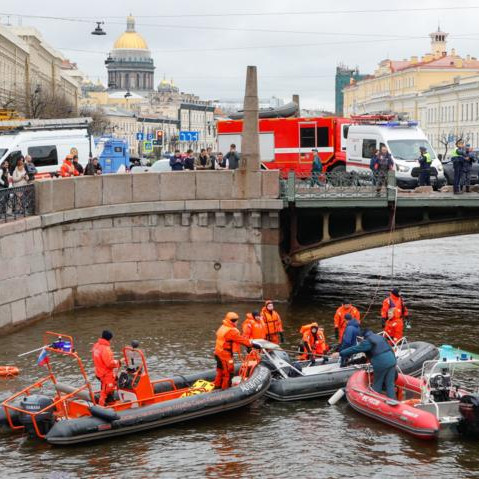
[[130, 159, 171, 173], [442, 152, 479, 185]]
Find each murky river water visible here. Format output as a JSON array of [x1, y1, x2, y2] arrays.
[[1, 235, 479, 479]]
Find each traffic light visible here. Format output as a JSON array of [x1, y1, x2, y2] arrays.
[[156, 130, 164, 146]]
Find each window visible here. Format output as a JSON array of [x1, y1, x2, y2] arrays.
[[342, 125, 349, 139], [299, 126, 315, 148], [362, 139, 376, 159], [28, 145, 58, 167], [114, 146, 123, 153], [316, 127, 329, 147]]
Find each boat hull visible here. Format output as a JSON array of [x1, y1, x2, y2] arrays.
[[265, 341, 438, 402]]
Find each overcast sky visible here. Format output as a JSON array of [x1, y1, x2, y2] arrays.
[[3, 0, 479, 110]]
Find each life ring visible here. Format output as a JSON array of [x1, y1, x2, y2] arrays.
[[0, 366, 20, 377]]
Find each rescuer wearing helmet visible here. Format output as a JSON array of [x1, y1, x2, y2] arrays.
[[381, 288, 409, 328], [92, 330, 120, 406], [261, 300, 284, 344], [334, 300, 360, 343], [418, 146, 432, 187], [214, 312, 253, 389]]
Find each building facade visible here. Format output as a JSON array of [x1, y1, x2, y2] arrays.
[[343, 28, 479, 120], [105, 15, 155, 92], [335, 65, 370, 116], [0, 24, 82, 116]]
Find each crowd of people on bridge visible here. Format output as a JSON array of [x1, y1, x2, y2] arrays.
[[169, 144, 241, 171], [91, 289, 410, 405]]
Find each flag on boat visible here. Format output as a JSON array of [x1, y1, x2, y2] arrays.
[[37, 347, 49, 367]]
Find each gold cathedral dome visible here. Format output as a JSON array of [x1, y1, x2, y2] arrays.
[[113, 15, 148, 50]]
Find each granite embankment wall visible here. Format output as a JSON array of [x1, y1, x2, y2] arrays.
[[0, 170, 288, 333]]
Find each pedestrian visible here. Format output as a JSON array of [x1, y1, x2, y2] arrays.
[[195, 148, 212, 170], [215, 152, 228, 170], [0, 160, 11, 189], [60, 155, 79, 177], [207, 147, 216, 170], [183, 149, 195, 171], [310, 148, 323, 187], [169, 149, 184, 171], [369, 148, 379, 185], [462, 144, 476, 193], [24, 155, 37, 181], [334, 300, 361, 343], [92, 330, 119, 406], [261, 300, 284, 344], [336, 329, 397, 399], [451, 140, 466, 194], [371, 145, 394, 195], [72, 155, 84, 175], [224, 144, 240, 170], [214, 312, 253, 389], [12, 157, 29, 186], [84, 157, 100, 176], [417, 146, 432, 186]]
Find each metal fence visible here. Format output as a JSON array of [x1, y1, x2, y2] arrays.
[[281, 170, 396, 201], [0, 184, 35, 222]]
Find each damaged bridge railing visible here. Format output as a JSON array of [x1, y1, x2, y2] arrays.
[[0, 184, 35, 222], [280, 170, 397, 202]]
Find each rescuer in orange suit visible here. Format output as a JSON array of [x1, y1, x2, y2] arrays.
[[60, 155, 79, 177], [92, 330, 120, 406], [381, 288, 409, 328], [298, 323, 329, 361], [383, 307, 404, 345], [242, 311, 267, 340], [214, 312, 253, 389], [334, 300, 361, 343], [261, 300, 284, 344]]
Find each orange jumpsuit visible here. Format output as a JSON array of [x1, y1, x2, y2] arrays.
[[242, 314, 267, 340], [60, 159, 79, 177], [381, 294, 409, 323], [384, 309, 404, 344], [214, 318, 252, 389], [334, 305, 361, 343], [261, 302, 284, 344], [92, 338, 119, 406], [299, 323, 329, 360]]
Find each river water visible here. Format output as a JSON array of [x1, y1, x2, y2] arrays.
[[1, 235, 479, 479]]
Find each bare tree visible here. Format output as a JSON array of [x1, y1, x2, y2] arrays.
[[82, 107, 109, 136]]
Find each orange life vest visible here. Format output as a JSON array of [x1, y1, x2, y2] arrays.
[[215, 319, 251, 356], [261, 307, 283, 336], [334, 305, 361, 343], [381, 294, 408, 321], [384, 311, 404, 344], [299, 323, 329, 358], [92, 338, 118, 379], [242, 314, 267, 340]]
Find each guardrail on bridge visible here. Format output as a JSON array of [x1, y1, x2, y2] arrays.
[[0, 184, 35, 222]]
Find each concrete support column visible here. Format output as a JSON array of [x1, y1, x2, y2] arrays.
[[355, 211, 363, 233], [322, 212, 330, 241], [241, 66, 260, 171]]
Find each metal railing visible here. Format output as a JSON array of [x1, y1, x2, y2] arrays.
[[0, 184, 35, 222], [281, 170, 396, 201]]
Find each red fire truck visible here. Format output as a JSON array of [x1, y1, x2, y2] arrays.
[[217, 116, 350, 177]]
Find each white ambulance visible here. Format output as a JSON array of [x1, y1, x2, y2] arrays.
[[0, 118, 91, 177], [346, 118, 445, 189]]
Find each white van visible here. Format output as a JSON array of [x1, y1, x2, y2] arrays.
[[0, 118, 91, 177], [346, 120, 446, 189]]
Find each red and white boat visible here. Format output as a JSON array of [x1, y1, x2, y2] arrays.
[[345, 359, 479, 440]]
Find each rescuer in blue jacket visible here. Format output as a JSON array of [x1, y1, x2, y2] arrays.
[[339, 315, 361, 367], [339, 329, 397, 398], [451, 140, 466, 194]]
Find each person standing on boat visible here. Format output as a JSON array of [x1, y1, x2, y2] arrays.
[[214, 312, 253, 389], [334, 301, 361, 344], [298, 323, 329, 362], [338, 314, 361, 366], [337, 329, 397, 399], [310, 149, 323, 187], [381, 288, 409, 328], [383, 307, 404, 345], [242, 311, 267, 340], [261, 300, 284, 344], [92, 330, 120, 406]]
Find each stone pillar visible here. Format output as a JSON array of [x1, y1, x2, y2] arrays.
[[241, 66, 260, 171], [322, 213, 330, 241]]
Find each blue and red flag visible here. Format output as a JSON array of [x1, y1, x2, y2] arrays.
[[37, 347, 49, 367]]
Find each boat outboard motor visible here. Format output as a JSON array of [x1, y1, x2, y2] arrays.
[[458, 395, 479, 437], [18, 395, 54, 436], [429, 368, 452, 402]]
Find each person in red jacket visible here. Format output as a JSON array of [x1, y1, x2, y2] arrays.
[[92, 330, 120, 406], [298, 323, 329, 361], [334, 300, 361, 343], [261, 300, 284, 344], [383, 307, 404, 345], [214, 312, 253, 389], [381, 288, 409, 328], [60, 155, 79, 177], [242, 311, 267, 340]]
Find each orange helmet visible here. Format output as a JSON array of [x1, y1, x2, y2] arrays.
[[224, 312, 239, 322]]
